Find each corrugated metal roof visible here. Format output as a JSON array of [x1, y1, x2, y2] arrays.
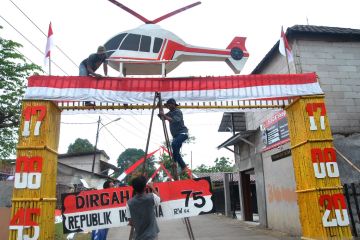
[[217, 130, 257, 149], [218, 112, 246, 132], [252, 25, 360, 74]]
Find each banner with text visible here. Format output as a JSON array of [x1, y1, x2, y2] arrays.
[[261, 110, 290, 151], [61, 178, 213, 233]]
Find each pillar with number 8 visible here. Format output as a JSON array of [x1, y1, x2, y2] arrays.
[[286, 95, 352, 239], [9, 100, 61, 240]]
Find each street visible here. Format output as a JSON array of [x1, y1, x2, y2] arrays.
[[107, 214, 297, 240]]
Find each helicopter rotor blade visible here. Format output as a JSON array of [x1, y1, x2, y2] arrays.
[[151, 1, 201, 24], [108, 0, 151, 23]]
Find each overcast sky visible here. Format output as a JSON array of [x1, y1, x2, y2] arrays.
[[1, 0, 358, 168]]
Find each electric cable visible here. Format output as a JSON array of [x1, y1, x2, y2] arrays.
[[0, 15, 69, 75], [9, 0, 79, 70], [103, 115, 163, 147], [60, 121, 98, 125], [128, 114, 164, 140], [101, 124, 127, 149]]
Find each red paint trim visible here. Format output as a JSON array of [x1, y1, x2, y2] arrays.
[[28, 73, 318, 92]]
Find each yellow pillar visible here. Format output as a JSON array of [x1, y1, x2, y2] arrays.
[[286, 95, 352, 239], [9, 100, 61, 240]]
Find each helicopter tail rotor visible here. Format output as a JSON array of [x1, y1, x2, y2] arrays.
[[225, 37, 249, 74]]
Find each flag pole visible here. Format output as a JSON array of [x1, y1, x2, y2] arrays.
[[282, 26, 291, 74], [284, 43, 291, 74], [49, 56, 51, 76]]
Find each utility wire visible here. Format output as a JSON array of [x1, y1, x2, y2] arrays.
[[101, 124, 127, 149], [61, 121, 98, 125], [9, 0, 79, 70], [0, 14, 69, 75], [14, 48, 36, 65], [103, 115, 163, 147]]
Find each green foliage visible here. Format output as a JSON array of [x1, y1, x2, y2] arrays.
[[67, 138, 94, 154], [193, 157, 234, 173], [0, 25, 42, 159], [116, 148, 156, 179]]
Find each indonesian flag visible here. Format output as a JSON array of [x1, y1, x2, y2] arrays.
[[279, 26, 293, 62], [44, 22, 54, 66]]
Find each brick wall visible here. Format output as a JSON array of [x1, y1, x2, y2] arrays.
[[298, 40, 360, 133]]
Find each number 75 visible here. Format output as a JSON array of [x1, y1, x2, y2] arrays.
[[181, 190, 206, 208]]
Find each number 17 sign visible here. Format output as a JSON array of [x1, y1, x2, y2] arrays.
[[61, 178, 214, 233]]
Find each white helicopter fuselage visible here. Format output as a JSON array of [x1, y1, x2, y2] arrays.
[[104, 24, 248, 75]]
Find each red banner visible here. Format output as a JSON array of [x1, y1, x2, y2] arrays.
[[62, 178, 213, 233]]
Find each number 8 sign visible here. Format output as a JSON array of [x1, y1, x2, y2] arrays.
[[311, 148, 339, 179], [14, 156, 43, 189]]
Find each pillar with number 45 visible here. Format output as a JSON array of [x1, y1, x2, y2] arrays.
[[9, 100, 61, 240], [286, 95, 352, 239]]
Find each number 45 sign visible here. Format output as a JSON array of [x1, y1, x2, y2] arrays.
[[9, 208, 40, 240]]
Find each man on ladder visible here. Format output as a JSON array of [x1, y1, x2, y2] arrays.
[[158, 98, 191, 176]]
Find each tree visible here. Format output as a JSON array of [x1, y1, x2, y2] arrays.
[[116, 148, 156, 178], [0, 26, 42, 159], [193, 157, 234, 173], [67, 138, 94, 154]]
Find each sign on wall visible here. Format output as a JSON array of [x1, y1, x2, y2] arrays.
[[62, 178, 214, 233], [261, 110, 290, 151]]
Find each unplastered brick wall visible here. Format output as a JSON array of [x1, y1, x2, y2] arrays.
[[298, 40, 360, 134]]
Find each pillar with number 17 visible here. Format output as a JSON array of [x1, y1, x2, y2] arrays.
[[286, 95, 352, 239], [9, 100, 61, 240]]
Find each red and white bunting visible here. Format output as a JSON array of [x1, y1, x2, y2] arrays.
[[25, 73, 322, 104]]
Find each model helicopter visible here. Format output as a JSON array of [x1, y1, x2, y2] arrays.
[[104, 0, 249, 76]]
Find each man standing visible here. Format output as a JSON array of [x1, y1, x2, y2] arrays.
[[79, 45, 108, 78], [126, 176, 161, 240], [158, 98, 190, 174]]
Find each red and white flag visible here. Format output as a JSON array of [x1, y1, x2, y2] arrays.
[[44, 22, 54, 66], [279, 26, 293, 62]]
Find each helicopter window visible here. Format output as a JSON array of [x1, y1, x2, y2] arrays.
[[120, 34, 141, 51], [105, 33, 126, 50], [140, 35, 151, 52], [153, 38, 163, 53]]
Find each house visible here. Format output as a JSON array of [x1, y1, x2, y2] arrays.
[[218, 25, 360, 236]]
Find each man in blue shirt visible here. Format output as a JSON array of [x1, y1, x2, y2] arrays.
[[159, 98, 190, 174]]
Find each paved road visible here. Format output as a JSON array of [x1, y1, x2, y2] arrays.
[[107, 214, 297, 240]]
